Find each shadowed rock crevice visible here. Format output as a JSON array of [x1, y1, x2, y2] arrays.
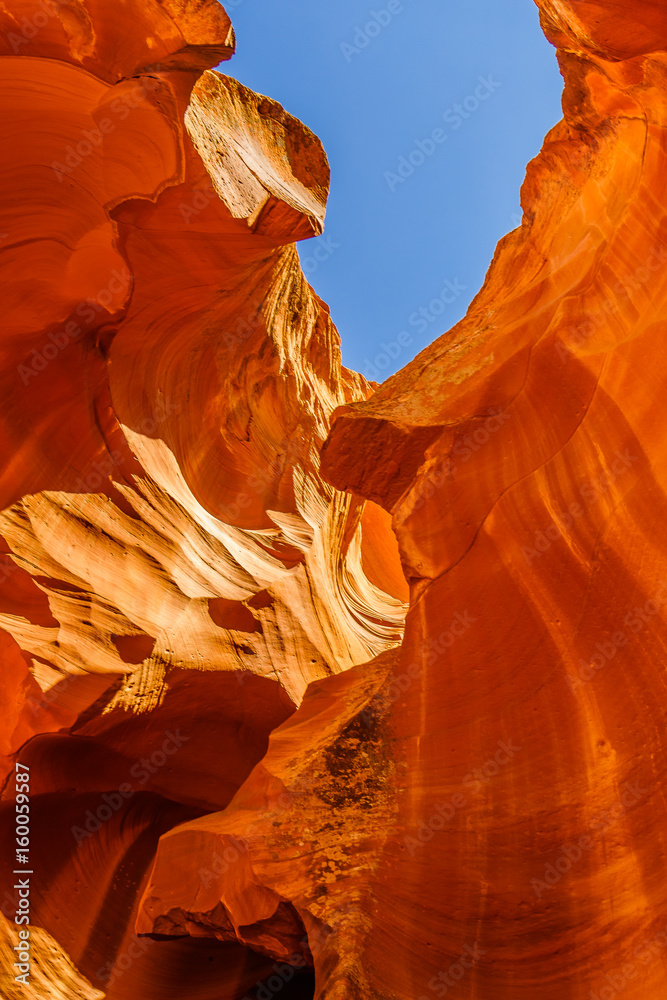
[[3, 0, 667, 998]]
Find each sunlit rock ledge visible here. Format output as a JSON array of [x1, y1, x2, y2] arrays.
[[3, 0, 667, 998]]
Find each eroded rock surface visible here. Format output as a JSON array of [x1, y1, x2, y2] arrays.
[[0, 0, 405, 995], [3, 0, 667, 998]]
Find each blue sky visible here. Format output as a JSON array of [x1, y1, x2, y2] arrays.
[[221, 0, 564, 380]]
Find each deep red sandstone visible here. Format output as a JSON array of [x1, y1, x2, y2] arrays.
[[2, 1, 667, 998]]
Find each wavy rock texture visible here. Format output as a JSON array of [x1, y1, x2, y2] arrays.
[[3, 0, 667, 998], [0, 0, 406, 996], [145, 3, 667, 1000]]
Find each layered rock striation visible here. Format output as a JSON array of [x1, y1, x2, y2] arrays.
[[0, 0, 405, 995], [3, 0, 667, 998]]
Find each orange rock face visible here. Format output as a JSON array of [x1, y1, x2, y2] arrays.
[[3, 0, 667, 998]]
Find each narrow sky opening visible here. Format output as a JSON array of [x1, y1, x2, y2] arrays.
[[220, 0, 563, 381]]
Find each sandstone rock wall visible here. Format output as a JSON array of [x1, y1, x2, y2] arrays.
[[3, 1, 667, 998]]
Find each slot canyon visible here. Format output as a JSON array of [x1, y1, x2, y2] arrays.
[[1, 1, 667, 997]]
